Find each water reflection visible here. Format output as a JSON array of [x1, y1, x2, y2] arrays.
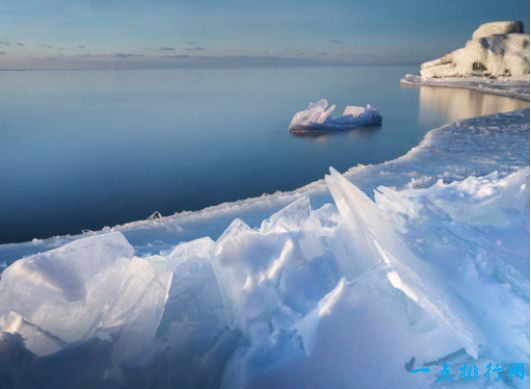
[[418, 86, 529, 126], [290, 124, 381, 142]]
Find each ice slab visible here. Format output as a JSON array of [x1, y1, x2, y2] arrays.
[[0, 231, 173, 369]]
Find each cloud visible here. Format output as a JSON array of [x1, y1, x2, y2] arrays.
[[1, 49, 416, 71], [284, 48, 305, 55], [76, 53, 145, 59], [16, 42, 24, 46], [330, 39, 344, 44], [0, 40, 10, 46], [158, 47, 175, 51], [185, 46, 204, 52], [78, 45, 86, 49], [0, 51, 6, 55], [161, 54, 191, 59], [113, 52, 144, 58], [223, 48, 244, 53]]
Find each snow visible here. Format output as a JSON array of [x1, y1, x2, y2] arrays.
[[0, 79, 528, 388], [401, 74, 530, 101], [418, 21, 529, 78], [288, 98, 382, 134], [472, 21, 524, 40]]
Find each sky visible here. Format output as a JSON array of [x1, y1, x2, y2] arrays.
[[0, 0, 529, 69]]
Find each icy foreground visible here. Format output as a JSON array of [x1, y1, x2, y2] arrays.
[[289, 98, 382, 133], [0, 166, 529, 387], [418, 21, 529, 79]]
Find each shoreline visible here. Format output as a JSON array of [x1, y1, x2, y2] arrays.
[[401, 74, 530, 101], [0, 77, 529, 263]]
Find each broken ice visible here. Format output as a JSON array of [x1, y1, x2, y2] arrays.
[[289, 99, 382, 134]]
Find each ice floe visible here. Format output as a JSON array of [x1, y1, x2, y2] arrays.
[[288, 98, 382, 134]]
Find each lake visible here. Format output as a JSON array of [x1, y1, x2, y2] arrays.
[[0, 66, 527, 243]]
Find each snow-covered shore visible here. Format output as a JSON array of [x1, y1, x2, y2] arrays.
[[401, 74, 530, 101], [0, 79, 529, 388]]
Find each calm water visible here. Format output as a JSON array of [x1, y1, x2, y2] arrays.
[[0, 66, 527, 243]]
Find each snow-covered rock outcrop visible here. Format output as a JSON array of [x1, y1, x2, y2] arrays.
[[472, 20, 524, 39], [420, 21, 529, 78]]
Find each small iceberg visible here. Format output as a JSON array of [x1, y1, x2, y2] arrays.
[[289, 98, 382, 134]]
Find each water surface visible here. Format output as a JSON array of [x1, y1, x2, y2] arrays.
[[0, 66, 527, 243]]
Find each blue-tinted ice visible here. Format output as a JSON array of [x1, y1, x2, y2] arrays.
[[289, 99, 382, 134]]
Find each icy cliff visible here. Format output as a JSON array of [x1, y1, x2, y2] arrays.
[[420, 21, 530, 78]]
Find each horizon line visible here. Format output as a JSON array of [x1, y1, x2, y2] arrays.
[[0, 62, 422, 72]]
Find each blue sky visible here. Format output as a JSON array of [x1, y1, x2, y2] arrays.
[[0, 0, 529, 69]]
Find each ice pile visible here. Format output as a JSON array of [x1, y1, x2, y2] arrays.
[[420, 21, 530, 78], [289, 99, 382, 134], [0, 165, 528, 388]]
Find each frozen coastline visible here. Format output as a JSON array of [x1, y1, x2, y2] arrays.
[[0, 79, 529, 388], [401, 74, 530, 101], [1, 89, 528, 263]]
